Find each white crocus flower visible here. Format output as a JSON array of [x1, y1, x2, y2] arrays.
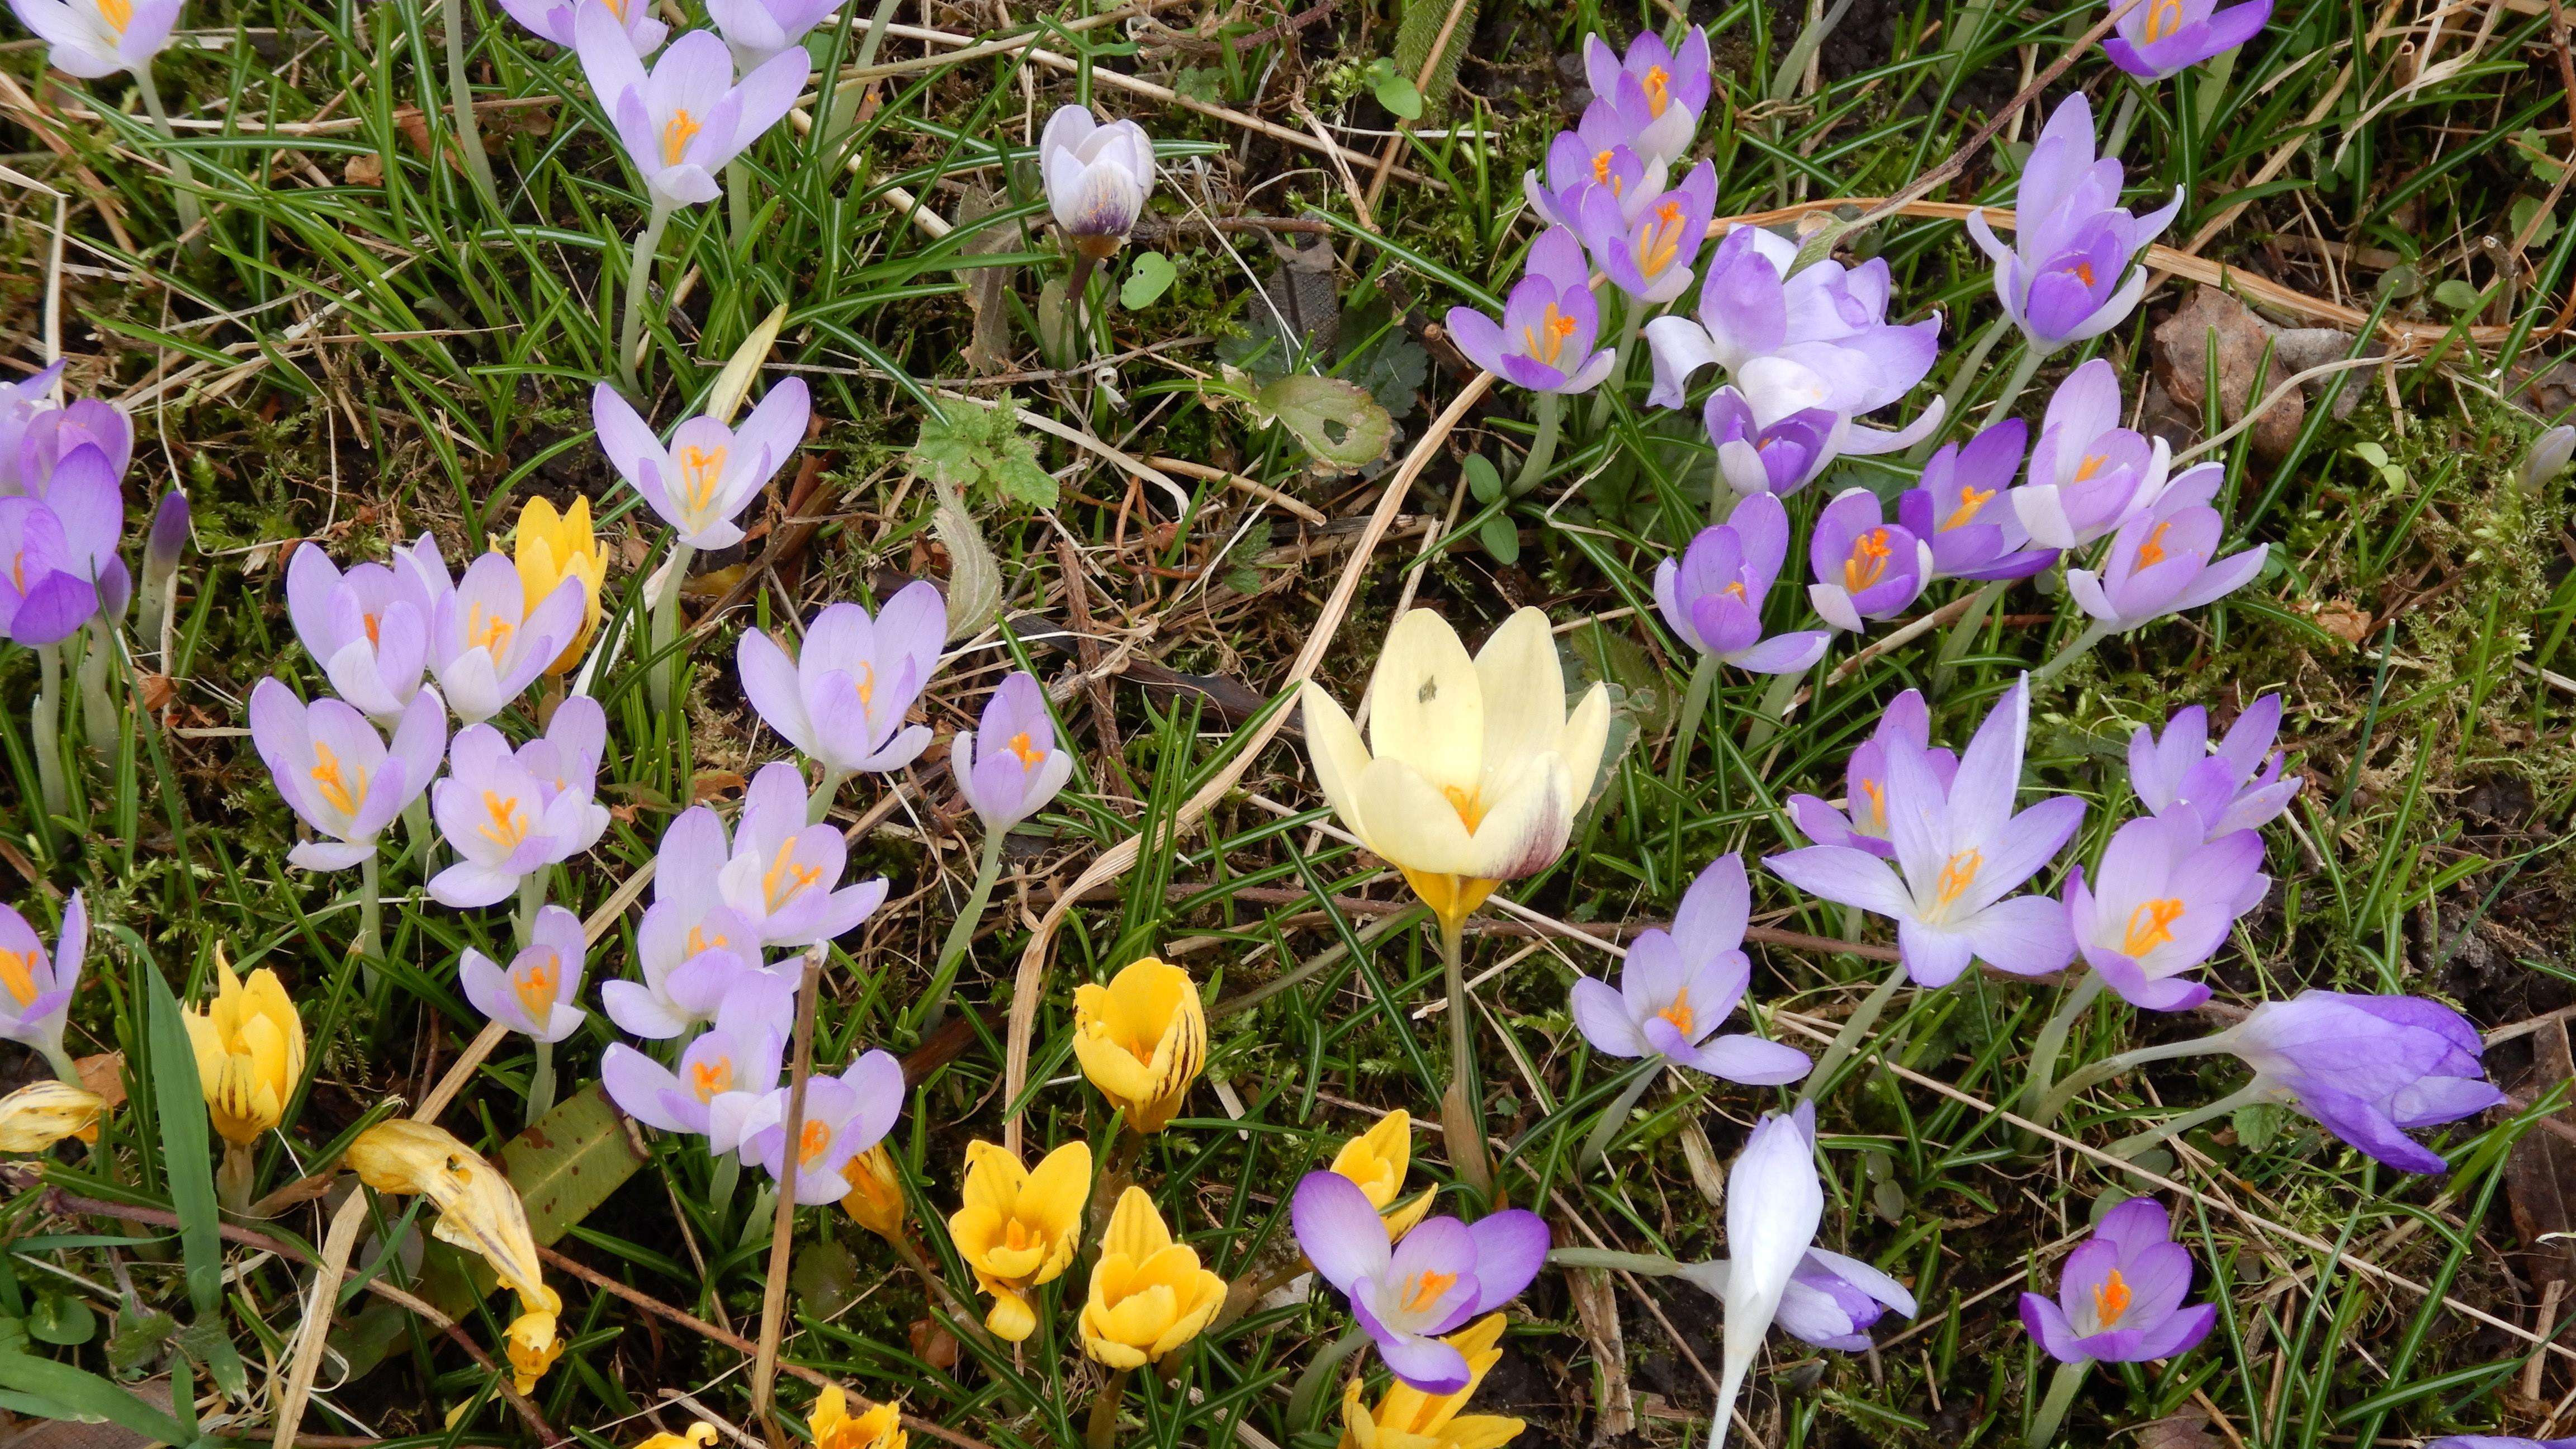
[[1712, 1102, 1824, 1447]]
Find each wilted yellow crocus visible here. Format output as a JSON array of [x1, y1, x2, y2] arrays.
[[1330, 1110, 1436, 1241], [515, 496, 608, 675], [840, 1143, 907, 1243], [0, 1079, 103, 1152], [634, 1424, 717, 1449], [1079, 1186, 1225, 1369], [1071, 957, 1205, 1134], [505, 1303, 564, 1394], [948, 1139, 1091, 1341], [350, 1119, 562, 1389], [1299, 608, 1610, 935], [1339, 1313, 1524, 1449], [810, 1384, 905, 1449]]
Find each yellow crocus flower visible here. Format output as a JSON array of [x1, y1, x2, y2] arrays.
[[183, 955, 305, 1147], [1338, 1313, 1524, 1449], [1329, 1109, 1436, 1240], [840, 1142, 907, 1244], [946, 1138, 1091, 1341], [811, 1384, 905, 1449], [1079, 1186, 1225, 1368], [1071, 956, 1205, 1134], [0, 1079, 103, 1152], [514, 496, 608, 675], [634, 1424, 717, 1449]]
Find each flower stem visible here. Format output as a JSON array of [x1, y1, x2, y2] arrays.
[[128, 63, 206, 251], [1083, 1367, 1131, 1449], [2025, 1358, 2091, 1449], [2108, 1082, 2265, 1162], [726, 158, 754, 252], [2032, 1035, 2229, 1127], [1911, 317, 2012, 465], [2017, 970, 2105, 1131], [1284, 1325, 1371, 1431], [357, 849, 382, 964], [916, 829, 1007, 1036], [1665, 652, 1720, 793], [527, 1040, 555, 1125], [1984, 341, 2047, 428], [41, 1043, 82, 1088], [1798, 955, 1912, 1106], [1575, 1064, 1662, 1175], [442, 0, 500, 209], [76, 618, 116, 758], [513, 870, 546, 949], [2102, 86, 2143, 162], [1742, 666, 1805, 752], [1515, 391, 1564, 495], [32, 641, 69, 818], [1547, 1246, 1682, 1275], [1061, 252, 1099, 364], [1930, 578, 2010, 699], [217, 1142, 254, 1214], [617, 201, 677, 396], [1588, 306, 1643, 434], [2030, 619, 2115, 688], [1437, 912, 1495, 1200], [404, 794, 436, 878], [708, 1149, 741, 1231], [806, 766, 849, 825], [648, 538, 695, 716]]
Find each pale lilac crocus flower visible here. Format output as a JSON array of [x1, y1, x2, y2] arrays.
[[1581, 26, 1711, 165], [499, 0, 665, 53], [1039, 105, 1157, 251], [7, 0, 180, 78], [2104, 0, 2271, 80], [1522, 111, 1666, 231], [1642, 226, 1936, 415], [0, 362, 67, 491], [2129, 695, 2301, 842], [1786, 689, 1957, 858], [575, 10, 811, 210], [592, 378, 811, 550], [419, 551, 589, 725], [2066, 468, 2267, 633], [0, 892, 85, 1076], [16, 394, 134, 501], [2428, 1436, 2576, 1447], [600, 901, 770, 1039], [2215, 991, 2502, 1173], [1579, 159, 1716, 306], [1652, 496, 1830, 674], [1807, 489, 1931, 634], [1900, 419, 2058, 583], [1445, 228, 1617, 395], [0, 400, 130, 640], [1569, 854, 1811, 1082], [249, 678, 447, 872], [429, 698, 613, 908], [2064, 813, 2264, 1011], [603, 991, 787, 1152], [462, 904, 588, 1042], [2020, 1197, 2217, 1364], [707, 0, 833, 69], [1679, 1244, 1915, 1352], [1968, 92, 2182, 352], [2010, 360, 2175, 551], [1703, 387, 1839, 498], [738, 1050, 906, 1203], [1768, 678, 2083, 986], [0, 496, 110, 645], [738, 583, 944, 780], [655, 763, 887, 946], [1710, 1102, 1823, 1446], [1291, 1170, 1549, 1391], [286, 538, 442, 722], [954, 671, 1074, 834]]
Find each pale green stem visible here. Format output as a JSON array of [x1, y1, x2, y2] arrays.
[[442, 0, 499, 207], [1439, 912, 1493, 1198], [2108, 1082, 2266, 1162], [2102, 86, 2142, 162], [76, 618, 116, 758], [404, 794, 435, 877], [128, 64, 206, 250], [2025, 1358, 2091, 1449], [738, 1185, 776, 1249], [358, 850, 382, 963], [708, 1149, 742, 1228], [2030, 619, 2116, 687], [649, 539, 695, 716], [1665, 653, 1721, 793], [727, 159, 754, 251], [916, 830, 1008, 1033], [853, 0, 905, 69], [216, 1143, 254, 1214], [32, 641, 68, 818], [2032, 1034, 2228, 1128], [806, 766, 849, 825], [527, 1040, 556, 1125], [1911, 314, 2012, 463], [1575, 1066, 1662, 1174], [1799, 956, 1912, 1106], [1285, 1326, 1371, 1429], [617, 201, 678, 396], [1548, 1247, 1682, 1275], [1516, 391, 1564, 495], [1083, 1367, 1131, 1449], [1588, 305, 1644, 433], [1985, 343, 2047, 428], [1061, 252, 1099, 363], [2018, 970, 2104, 1127], [513, 870, 546, 949], [1930, 579, 2012, 699], [1742, 665, 1805, 752], [40, 1043, 80, 1088]]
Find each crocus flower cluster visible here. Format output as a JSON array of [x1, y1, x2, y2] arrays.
[[1520, 27, 1711, 225], [1569, 854, 1811, 1084], [430, 698, 613, 908], [1969, 92, 2182, 353]]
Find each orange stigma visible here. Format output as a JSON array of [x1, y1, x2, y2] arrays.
[[2122, 898, 2186, 956]]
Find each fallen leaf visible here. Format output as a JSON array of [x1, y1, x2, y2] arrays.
[[131, 673, 174, 713], [2136, 1408, 2224, 1449], [2315, 600, 2373, 645], [1565, 1264, 1633, 1441], [2508, 1019, 2576, 1294], [908, 1318, 959, 1370], [246, 1169, 338, 1219], [690, 772, 747, 803], [72, 1053, 123, 1110]]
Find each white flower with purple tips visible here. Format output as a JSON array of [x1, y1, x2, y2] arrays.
[[1291, 1170, 1549, 1391], [574, 8, 811, 209], [250, 678, 447, 872], [429, 698, 612, 907], [1569, 855, 1811, 1083], [461, 905, 588, 1043], [285, 537, 443, 722], [738, 583, 944, 778], [1039, 105, 1157, 248]]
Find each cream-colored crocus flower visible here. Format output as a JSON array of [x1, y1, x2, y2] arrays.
[[948, 1139, 1092, 1341], [840, 1142, 907, 1243], [183, 955, 306, 1147], [1338, 1313, 1524, 1449], [1299, 608, 1611, 933], [1079, 1186, 1226, 1368], [810, 1384, 905, 1449], [1071, 956, 1205, 1134], [350, 1117, 562, 1388], [1329, 1109, 1435, 1240], [0, 1079, 103, 1152]]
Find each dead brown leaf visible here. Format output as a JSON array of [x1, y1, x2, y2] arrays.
[[2135, 1408, 2224, 1449], [690, 771, 748, 803], [1565, 1264, 1633, 1442], [2315, 600, 2373, 645], [2507, 1019, 2576, 1291], [73, 1052, 124, 1109]]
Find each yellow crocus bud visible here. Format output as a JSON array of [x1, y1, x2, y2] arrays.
[[182, 955, 304, 1147], [1070, 956, 1205, 1134], [1329, 1109, 1436, 1241], [634, 1424, 718, 1449], [348, 1119, 551, 1307], [505, 1304, 563, 1394], [947, 1138, 1091, 1341], [514, 496, 608, 675], [0, 1079, 103, 1152], [1079, 1186, 1225, 1368], [810, 1384, 905, 1449], [840, 1142, 907, 1243], [1338, 1313, 1524, 1449]]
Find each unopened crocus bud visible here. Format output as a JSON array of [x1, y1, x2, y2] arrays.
[[1072, 956, 1205, 1134], [143, 489, 188, 596], [1039, 105, 1156, 254], [840, 1143, 907, 1243], [513, 496, 608, 676], [2525, 424, 2576, 494], [0, 1079, 104, 1152]]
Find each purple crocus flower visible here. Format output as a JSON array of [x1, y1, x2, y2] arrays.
[[0, 892, 84, 1068], [1579, 159, 1716, 305], [737, 583, 944, 778], [1767, 678, 2083, 986], [2020, 1197, 2217, 1364], [1968, 92, 2183, 352], [249, 678, 447, 872], [738, 1050, 906, 1204], [1291, 1170, 1549, 1391], [600, 901, 773, 1039], [602, 992, 785, 1153], [1651, 496, 1831, 675], [707, 0, 834, 68], [2064, 813, 2265, 1011], [1642, 226, 1938, 419], [574, 10, 810, 210], [1677, 1249, 1917, 1352], [1522, 112, 1666, 232], [12, 395, 131, 500], [2104, 0, 2271, 79], [0, 498, 107, 645], [1785, 689, 1958, 858], [1703, 387, 1839, 498], [1900, 419, 2058, 582], [461, 904, 588, 1042], [429, 698, 612, 908], [2010, 361, 2175, 551], [1569, 854, 1812, 1083], [954, 671, 1074, 834], [654, 763, 887, 946], [285, 538, 443, 722], [6, 0, 179, 79], [591, 378, 810, 550], [0, 397, 130, 640], [499, 0, 665, 52], [0, 363, 67, 494], [2130, 695, 2302, 842], [2067, 470, 2267, 633], [2216, 991, 2503, 1173], [2428, 1438, 2576, 1448], [418, 551, 589, 725], [1445, 228, 1617, 396], [1581, 26, 1711, 165], [1806, 489, 1930, 633]]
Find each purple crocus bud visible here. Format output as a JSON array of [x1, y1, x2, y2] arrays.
[[1967, 92, 2183, 353], [1768, 677, 2084, 986], [143, 490, 188, 586], [2104, 0, 2271, 79], [600, 898, 767, 1038], [499, 0, 664, 52], [738, 583, 944, 778], [738, 1050, 906, 1204], [2428, 1437, 2576, 1447], [1446, 228, 1618, 396], [2129, 695, 2302, 842], [2010, 360, 2175, 551], [1522, 117, 1666, 231], [249, 678, 447, 872], [2218, 991, 2504, 1173], [1039, 105, 1157, 252], [574, 11, 811, 210], [1291, 1171, 1549, 1391], [592, 378, 809, 550], [712, 762, 888, 945], [0, 498, 103, 645], [1785, 689, 1959, 858], [428, 699, 613, 908], [1580, 26, 1711, 165], [2065, 813, 2265, 1011], [0, 892, 84, 1068], [1579, 159, 1716, 305], [2066, 472, 2267, 634], [6, 0, 179, 79], [1651, 496, 1831, 675], [461, 904, 588, 1042], [705, 0, 832, 68], [1569, 855, 1812, 1083], [1704, 387, 1838, 498], [423, 552, 589, 724], [603, 1003, 784, 1152], [1807, 489, 1931, 633], [1677, 1248, 1918, 1352], [955, 671, 1074, 834], [1711, 1102, 1824, 1436], [2019, 1197, 2217, 1365], [0, 362, 67, 495], [1900, 419, 2058, 582], [285, 539, 441, 723]]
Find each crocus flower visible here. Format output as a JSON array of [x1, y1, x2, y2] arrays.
[[7, 0, 179, 78], [0, 463, 123, 644], [1330, 1109, 1437, 1241], [507, 1308, 565, 1394], [1968, 92, 2182, 352], [1701, 387, 1839, 499], [421, 551, 590, 724], [2129, 695, 2301, 842], [2064, 813, 2265, 1011], [1581, 26, 1711, 165], [1900, 419, 2058, 582], [600, 900, 774, 1038], [1293, 1170, 1549, 1391], [0, 362, 65, 493], [652, 761, 887, 946], [429, 699, 613, 907], [1642, 226, 1938, 416], [0, 1080, 105, 1153], [1569, 854, 1811, 1083], [2526, 425, 2576, 493], [1522, 110, 1666, 231], [1040, 104, 1156, 253], [15, 395, 132, 498], [637, 1424, 718, 1449], [1768, 678, 2084, 986], [707, 0, 833, 68], [0, 893, 83, 1069], [1072, 956, 1205, 1134], [1786, 689, 1958, 858], [738, 583, 944, 778], [950, 1139, 1093, 1340], [2010, 361, 2174, 551], [1677, 1248, 1917, 1352], [955, 670, 1074, 834], [2104, 0, 2271, 79], [593, 377, 811, 550], [499, 0, 665, 52], [839, 1143, 907, 1244], [2214, 991, 2503, 1173], [286, 537, 443, 722], [1807, 489, 1931, 633], [601, 1007, 783, 1153], [1710, 1102, 1824, 1440], [184, 956, 305, 1147], [2020, 1197, 2217, 1363], [141, 487, 188, 601], [1300, 607, 1612, 931], [1079, 1186, 1227, 1368], [514, 497, 608, 676], [461, 905, 588, 1042], [738, 1049, 906, 1204], [2066, 471, 2268, 633], [1338, 1311, 1525, 1449], [1445, 228, 1617, 395], [1579, 159, 1716, 305], [251, 679, 447, 872], [575, 11, 811, 209], [2429, 1438, 2576, 1448], [808, 1386, 904, 1449], [1652, 496, 1830, 674]]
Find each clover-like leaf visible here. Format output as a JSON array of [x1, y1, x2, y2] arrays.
[[1121, 251, 1178, 309]]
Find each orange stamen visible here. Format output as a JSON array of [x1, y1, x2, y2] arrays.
[[1843, 528, 1893, 593], [2122, 898, 2187, 956]]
